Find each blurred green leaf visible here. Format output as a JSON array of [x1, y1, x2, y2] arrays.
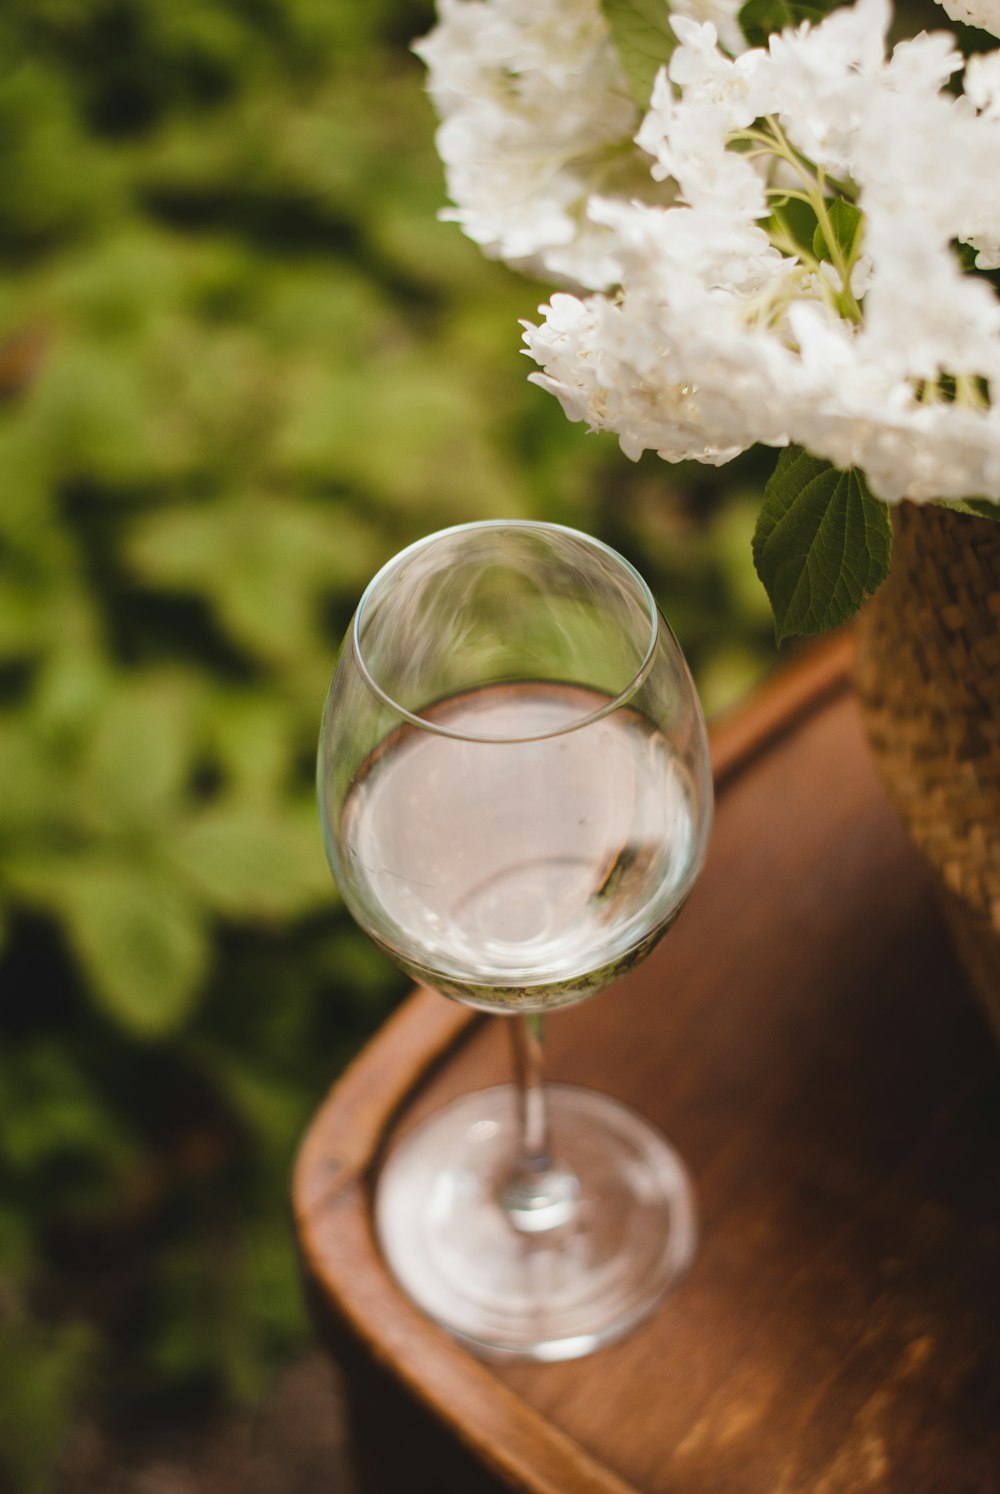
[[203, 1049, 310, 1161], [0, 714, 60, 834], [0, 1205, 32, 1277], [948, 497, 1000, 522], [0, 1046, 136, 1177], [738, 0, 845, 46], [79, 672, 199, 830], [168, 800, 331, 920], [206, 687, 299, 802], [30, 644, 113, 750], [127, 493, 384, 659], [30, 338, 160, 485], [0, 1313, 95, 1494], [56, 859, 210, 1035], [600, 0, 675, 107], [710, 494, 774, 626], [0, 61, 119, 251]]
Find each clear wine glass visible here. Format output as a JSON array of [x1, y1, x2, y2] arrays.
[[317, 520, 713, 1361]]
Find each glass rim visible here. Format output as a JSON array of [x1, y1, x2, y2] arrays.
[[350, 519, 661, 744]]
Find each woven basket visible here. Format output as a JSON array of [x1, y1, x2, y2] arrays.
[[853, 501, 1000, 1043]]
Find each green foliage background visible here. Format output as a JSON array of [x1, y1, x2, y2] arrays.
[[0, 1, 775, 1486]]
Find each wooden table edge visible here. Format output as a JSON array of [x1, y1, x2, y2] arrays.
[[292, 632, 855, 1494]]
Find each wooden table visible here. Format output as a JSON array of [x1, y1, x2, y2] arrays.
[[294, 639, 1000, 1494]]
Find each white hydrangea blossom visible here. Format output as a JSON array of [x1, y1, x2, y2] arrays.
[[964, 52, 1000, 265], [413, 0, 642, 289], [668, 0, 748, 58], [933, 0, 1000, 39], [524, 0, 1000, 503], [418, 0, 1000, 505]]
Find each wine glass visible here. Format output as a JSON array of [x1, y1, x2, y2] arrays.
[[317, 520, 712, 1361]]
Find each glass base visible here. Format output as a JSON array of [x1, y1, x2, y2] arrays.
[[375, 1084, 697, 1363]]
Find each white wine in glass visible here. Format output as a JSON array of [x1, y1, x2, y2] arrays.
[[318, 521, 712, 1361]]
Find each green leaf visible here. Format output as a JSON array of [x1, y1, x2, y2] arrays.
[[813, 198, 863, 264], [943, 498, 1000, 523], [0, 1046, 136, 1179], [167, 801, 331, 921], [126, 496, 381, 663], [739, 0, 842, 46], [0, 715, 61, 834], [767, 197, 819, 258], [31, 645, 112, 750], [600, 0, 676, 107], [56, 860, 210, 1037], [206, 689, 297, 803], [201, 1050, 309, 1161], [79, 672, 198, 831], [0, 1315, 96, 1494], [752, 448, 892, 642]]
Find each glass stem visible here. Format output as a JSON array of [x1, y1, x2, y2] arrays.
[[502, 1014, 579, 1233], [511, 1012, 552, 1173]]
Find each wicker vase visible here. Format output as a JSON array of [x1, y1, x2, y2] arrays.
[[853, 501, 1000, 1042]]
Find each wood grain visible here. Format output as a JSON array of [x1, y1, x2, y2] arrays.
[[294, 637, 1000, 1494]]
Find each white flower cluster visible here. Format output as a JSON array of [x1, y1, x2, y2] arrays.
[[417, 0, 1000, 504], [413, 0, 640, 289], [934, 0, 1000, 40]]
